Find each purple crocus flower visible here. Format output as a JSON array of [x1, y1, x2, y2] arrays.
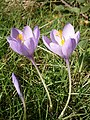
[[42, 23, 80, 118], [12, 73, 23, 98], [7, 25, 52, 108], [12, 73, 26, 118], [7, 25, 40, 59], [42, 23, 80, 59]]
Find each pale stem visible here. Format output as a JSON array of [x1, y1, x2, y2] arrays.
[[30, 57, 52, 109], [21, 97, 26, 120], [58, 59, 71, 119]]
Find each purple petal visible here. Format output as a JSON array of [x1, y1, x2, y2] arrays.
[[21, 44, 31, 57], [24, 38, 35, 56], [42, 36, 51, 50], [50, 29, 58, 43], [50, 29, 62, 44], [33, 26, 40, 47], [50, 43, 64, 57], [7, 36, 30, 57], [74, 31, 80, 44], [62, 23, 75, 40], [62, 38, 76, 58], [23, 26, 33, 40], [33, 26, 40, 40], [7, 36, 17, 42], [7, 36, 23, 55], [12, 73, 23, 97], [11, 28, 22, 38]]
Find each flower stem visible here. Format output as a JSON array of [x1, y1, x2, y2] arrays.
[[30, 57, 52, 109], [21, 97, 26, 120], [58, 59, 71, 119]]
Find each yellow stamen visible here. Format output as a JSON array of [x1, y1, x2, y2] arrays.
[[61, 39, 64, 45], [58, 30, 62, 37], [17, 34, 24, 43], [56, 30, 65, 46]]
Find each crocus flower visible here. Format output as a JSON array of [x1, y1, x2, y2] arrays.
[[7, 25, 52, 109], [12, 73, 26, 119], [42, 23, 80, 59], [7, 26, 40, 59], [42, 23, 80, 118], [12, 73, 23, 97]]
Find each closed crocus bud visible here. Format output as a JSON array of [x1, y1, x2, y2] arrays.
[[12, 73, 23, 98], [12, 73, 26, 119], [42, 23, 80, 59]]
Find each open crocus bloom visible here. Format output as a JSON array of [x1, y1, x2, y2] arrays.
[[7, 26, 40, 58], [42, 23, 80, 59]]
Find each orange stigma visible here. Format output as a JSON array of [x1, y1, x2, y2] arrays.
[[17, 34, 24, 43]]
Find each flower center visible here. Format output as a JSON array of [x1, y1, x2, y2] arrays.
[[16, 34, 24, 43], [56, 30, 65, 46]]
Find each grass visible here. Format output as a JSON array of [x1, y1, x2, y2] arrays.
[[0, 0, 90, 119]]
